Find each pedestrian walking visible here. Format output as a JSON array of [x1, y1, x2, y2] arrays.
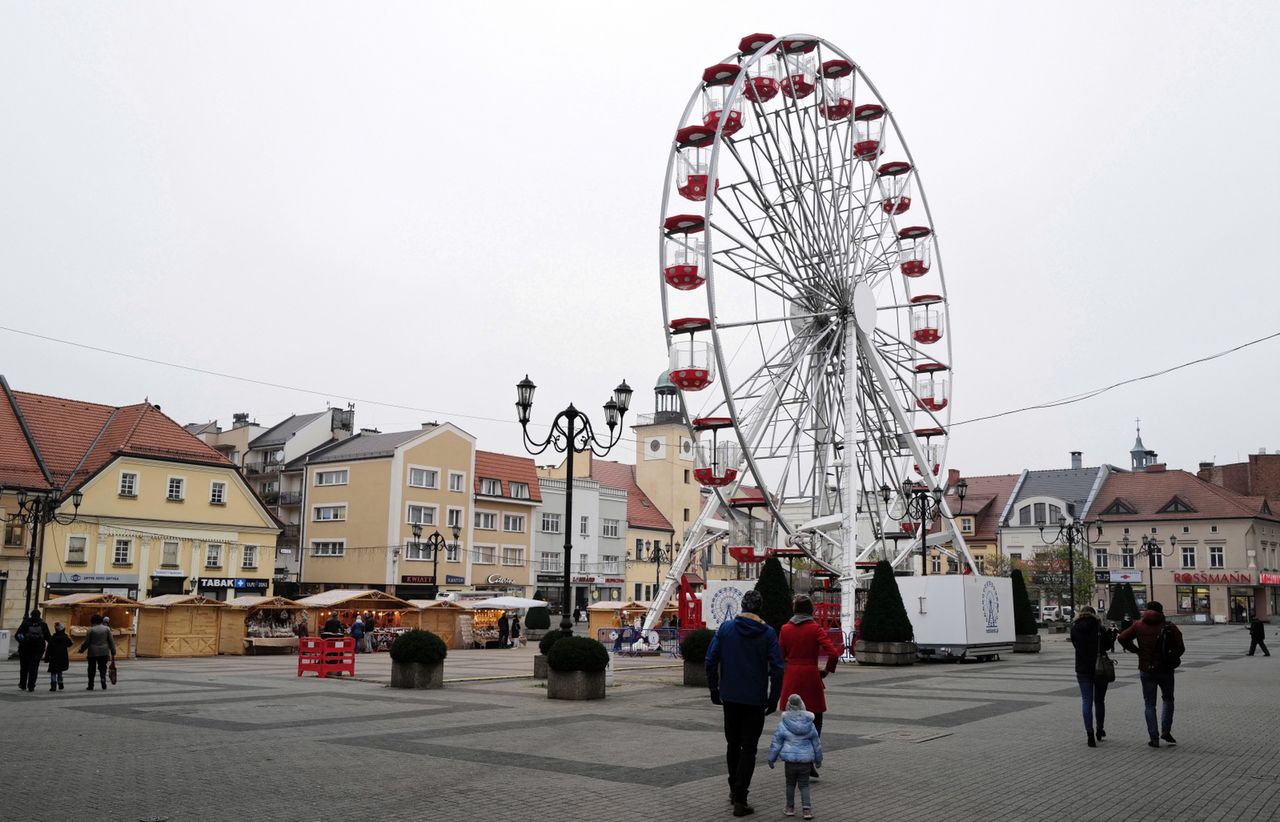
[[706, 589, 785, 817], [78, 613, 116, 691], [572, 606, 581, 624], [778, 595, 839, 779], [16, 609, 51, 692], [510, 614, 522, 648], [497, 612, 510, 648], [320, 614, 344, 638], [766, 694, 823, 820], [1117, 600, 1184, 747], [295, 616, 309, 638], [1069, 605, 1115, 746], [363, 612, 376, 653], [1248, 616, 1270, 657], [44, 622, 73, 691], [349, 616, 365, 653]]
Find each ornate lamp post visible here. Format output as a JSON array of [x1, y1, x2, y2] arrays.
[[420, 523, 462, 600], [1039, 504, 1103, 616], [1122, 533, 1176, 608], [516, 375, 632, 634], [2, 489, 84, 616], [880, 478, 966, 576]]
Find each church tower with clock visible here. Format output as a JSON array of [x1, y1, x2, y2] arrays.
[[633, 371, 704, 544]]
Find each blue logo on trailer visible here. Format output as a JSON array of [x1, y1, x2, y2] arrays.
[[981, 580, 1000, 634], [709, 586, 745, 625]]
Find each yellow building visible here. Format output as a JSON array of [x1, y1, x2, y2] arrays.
[[0, 378, 281, 633], [471, 450, 540, 597]]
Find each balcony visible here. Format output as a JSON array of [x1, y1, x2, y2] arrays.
[[278, 492, 303, 506], [278, 525, 300, 548], [245, 461, 283, 477]]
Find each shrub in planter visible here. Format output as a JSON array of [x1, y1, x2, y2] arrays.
[[546, 636, 609, 700], [679, 628, 715, 687], [534, 629, 569, 679], [525, 606, 551, 631], [1011, 570, 1041, 654], [856, 561, 915, 666], [389, 629, 448, 689]]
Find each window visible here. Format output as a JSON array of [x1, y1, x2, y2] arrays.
[[580, 515, 589, 536], [541, 552, 559, 572], [1210, 545, 1224, 568], [503, 514, 526, 533], [475, 511, 497, 530], [1018, 506, 1031, 526], [683, 508, 690, 522], [448, 471, 465, 492], [313, 504, 347, 522], [408, 467, 439, 489], [1095, 547, 1108, 569], [311, 540, 345, 557], [445, 542, 460, 562], [1009, 552, 1022, 565], [602, 519, 620, 538], [636, 538, 645, 559], [502, 546, 525, 566], [1181, 545, 1196, 569], [635, 583, 643, 601], [1033, 503, 1046, 525], [1101, 498, 1137, 516], [579, 554, 588, 572], [205, 543, 223, 568], [241, 545, 258, 569], [1048, 504, 1062, 525], [974, 554, 985, 574], [959, 517, 974, 535], [542, 512, 562, 533], [510, 482, 530, 500], [161, 540, 179, 567], [684, 469, 691, 484], [406, 540, 434, 561], [1151, 551, 1163, 569], [407, 504, 437, 526], [1159, 496, 1197, 514], [930, 554, 941, 574], [66, 536, 87, 564], [721, 545, 728, 565], [602, 554, 621, 573], [447, 507, 464, 529], [3, 521, 23, 547], [113, 538, 131, 565], [1121, 544, 1135, 569], [475, 545, 496, 564], [210, 481, 226, 505], [119, 472, 138, 497], [167, 477, 185, 501], [260, 481, 278, 495], [480, 478, 502, 496], [1176, 585, 1211, 614], [315, 469, 348, 486]]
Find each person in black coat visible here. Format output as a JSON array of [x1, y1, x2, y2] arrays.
[[16, 609, 51, 693], [43, 622, 73, 691], [1069, 606, 1115, 747], [1248, 617, 1271, 656], [497, 612, 510, 648]]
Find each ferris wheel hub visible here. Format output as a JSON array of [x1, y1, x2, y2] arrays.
[[852, 282, 878, 334]]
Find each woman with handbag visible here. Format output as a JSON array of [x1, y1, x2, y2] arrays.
[[1069, 605, 1115, 747]]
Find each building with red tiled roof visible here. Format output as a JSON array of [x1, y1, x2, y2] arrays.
[[0, 377, 281, 633]]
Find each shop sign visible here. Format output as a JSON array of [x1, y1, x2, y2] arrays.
[[603, 577, 625, 585], [486, 574, 516, 585], [573, 575, 601, 584], [1173, 571, 1253, 585], [402, 575, 435, 584], [1261, 573, 1280, 586], [1109, 571, 1143, 583], [152, 569, 186, 578], [47, 572, 139, 585], [199, 577, 270, 590], [445, 575, 465, 585], [1094, 571, 1110, 583]]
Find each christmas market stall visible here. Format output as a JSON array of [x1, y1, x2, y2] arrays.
[[586, 599, 677, 636], [41, 593, 142, 660], [218, 595, 305, 655], [136, 594, 227, 657], [294, 589, 416, 652], [407, 600, 471, 649]]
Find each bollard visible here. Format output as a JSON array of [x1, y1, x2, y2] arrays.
[[605, 652, 615, 687]]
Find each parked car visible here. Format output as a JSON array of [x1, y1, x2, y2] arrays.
[[1040, 606, 1063, 622]]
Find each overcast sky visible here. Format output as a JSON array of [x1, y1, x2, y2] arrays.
[[2, 2, 1277, 478]]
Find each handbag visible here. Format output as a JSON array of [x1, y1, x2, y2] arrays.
[[108, 661, 118, 685], [1094, 628, 1115, 682]]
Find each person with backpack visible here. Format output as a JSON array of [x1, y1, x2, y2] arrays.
[[1117, 600, 1184, 747], [1247, 616, 1270, 657], [1069, 605, 1115, 746], [16, 609, 51, 692]]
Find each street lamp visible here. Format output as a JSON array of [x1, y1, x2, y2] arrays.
[[516, 375, 632, 635], [1039, 504, 1103, 616], [1122, 533, 1176, 607], [420, 523, 462, 601], [880, 478, 966, 576], [2, 488, 84, 616]]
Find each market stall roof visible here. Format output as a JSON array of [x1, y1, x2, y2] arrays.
[[463, 596, 548, 610], [407, 600, 470, 611], [41, 592, 142, 608], [587, 599, 675, 612], [139, 594, 227, 608], [224, 595, 304, 610], [293, 589, 414, 609]]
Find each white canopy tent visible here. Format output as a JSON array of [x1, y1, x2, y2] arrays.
[[463, 596, 548, 610]]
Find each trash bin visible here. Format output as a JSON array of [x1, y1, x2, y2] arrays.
[[0, 629, 11, 658]]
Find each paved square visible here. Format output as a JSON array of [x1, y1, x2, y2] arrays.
[[2, 624, 1277, 821]]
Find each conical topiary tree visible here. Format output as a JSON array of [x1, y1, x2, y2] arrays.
[[1121, 582, 1141, 621], [1011, 569, 1037, 636], [753, 556, 794, 633], [1105, 584, 1126, 622], [860, 561, 914, 643]]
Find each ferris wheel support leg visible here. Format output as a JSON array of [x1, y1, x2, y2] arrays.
[[839, 321, 858, 642], [641, 496, 725, 632]]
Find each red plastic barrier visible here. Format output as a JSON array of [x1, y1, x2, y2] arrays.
[[298, 637, 356, 678]]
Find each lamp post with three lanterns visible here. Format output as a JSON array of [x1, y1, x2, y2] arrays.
[[880, 478, 966, 576], [411, 522, 462, 601], [1122, 532, 1176, 608], [1039, 504, 1103, 616], [2, 488, 84, 617]]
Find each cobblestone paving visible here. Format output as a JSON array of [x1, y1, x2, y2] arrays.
[[2, 625, 1277, 821]]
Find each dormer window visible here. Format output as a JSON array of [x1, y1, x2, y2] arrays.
[[1158, 496, 1196, 514], [1101, 498, 1137, 516], [480, 478, 502, 496]]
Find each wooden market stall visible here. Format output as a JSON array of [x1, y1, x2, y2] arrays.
[[218, 595, 305, 655], [136, 595, 227, 657], [40, 593, 142, 660], [586, 599, 677, 637], [293, 589, 416, 652], [407, 600, 471, 649]]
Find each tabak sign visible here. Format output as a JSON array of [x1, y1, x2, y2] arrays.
[[1173, 571, 1254, 585], [1261, 573, 1280, 586]]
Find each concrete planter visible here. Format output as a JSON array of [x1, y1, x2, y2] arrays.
[[390, 660, 444, 689], [547, 669, 606, 700], [1013, 634, 1042, 654], [533, 654, 548, 679], [854, 639, 916, 666], [682, 660, 708, 687]]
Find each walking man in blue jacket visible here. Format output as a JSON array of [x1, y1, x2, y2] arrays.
[[706, 589, 785, 817]]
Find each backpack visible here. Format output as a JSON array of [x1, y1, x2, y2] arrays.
[[1156, 624, 1183, 670]]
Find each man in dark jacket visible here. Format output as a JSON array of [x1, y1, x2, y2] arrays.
[[17, 609, 51, 692], [706, 590, 785, 817], [1118, 601, 1184, 747], [1248, 617, 1270, 656], [497, 612, 510, 648]]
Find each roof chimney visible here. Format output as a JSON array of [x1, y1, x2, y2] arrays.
[[1070, 451, 1082, 470], [232, 412, 251, 428], [946, 468, 960, 491], [359, 427, 381, 435], [421, 421, 437, 430], [1145, 463, 1167, 473]]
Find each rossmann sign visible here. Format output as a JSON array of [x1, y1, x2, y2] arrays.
[[1172, 572, 1253, 585]]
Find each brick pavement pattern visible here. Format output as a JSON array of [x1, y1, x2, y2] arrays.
[[2, 624, 1278, 821]]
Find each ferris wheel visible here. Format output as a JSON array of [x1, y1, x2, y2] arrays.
[[647, 33, 974, 634]]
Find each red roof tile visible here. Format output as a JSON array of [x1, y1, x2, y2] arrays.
[[953, 474, 1020, 541], [1093, 469, 1278, 522], [0, 380, 50, 489], [588, 459, 674, 532], [474, 450, 542, 502]]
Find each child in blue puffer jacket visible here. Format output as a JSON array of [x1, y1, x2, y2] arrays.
[[767, 694, 823, 818]]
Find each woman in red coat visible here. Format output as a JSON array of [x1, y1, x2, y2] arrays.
[[779, 596, 840, 778]]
